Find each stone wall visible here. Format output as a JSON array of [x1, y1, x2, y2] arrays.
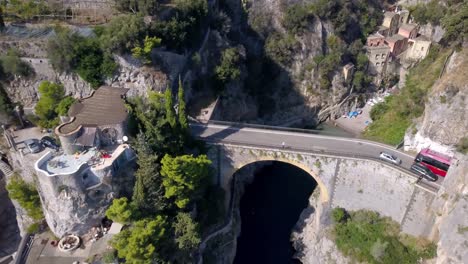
[[0, 175, 21, 258], [212, 144, 436, 236]]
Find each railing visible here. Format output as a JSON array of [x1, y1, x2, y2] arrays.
[[203, 120, 354, 138], [200, 137, 440, 194]]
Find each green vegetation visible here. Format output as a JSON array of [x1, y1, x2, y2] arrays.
[[111, 216, 169, 263], [0, 84, 13, 120], [265, 33, 298, 66], [441, 2, 468, 45], [282, 4, 314, 34], [105, 197, 136, 224], [114, 0, 159, 15], [332, 208, 437, 264], [365, 47, 452, 144], [2, 0, 49, 20], [47, 28, 117, 88], [6, 175, 43, 221], [173, 212, 201, 258], [97, 14, 146, 54], [161, 154, 211, 209], [456, 137, 468, 154], [34, 81, 75, 128], [132, 36, 161, 64], [409, 0, 448, 25], [108, 81, 224, 262], [0, 48, 33, 78], [27, 222, 40, 233], [215, 47, 242, 84], [177, 78, 188, 131], [150, 0, 208, 51]]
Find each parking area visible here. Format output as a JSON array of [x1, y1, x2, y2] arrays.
[[10, 127, 55, 157]]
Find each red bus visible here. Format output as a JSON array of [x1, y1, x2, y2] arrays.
[[415, 148, 452, 177]]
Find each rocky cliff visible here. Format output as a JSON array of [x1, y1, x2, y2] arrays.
[[191, 0, 354, 125], [431, 155, 468, 264], [404, 49, 468, 155]]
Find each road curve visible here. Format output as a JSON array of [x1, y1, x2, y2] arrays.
[[190, 122, 443, 189]]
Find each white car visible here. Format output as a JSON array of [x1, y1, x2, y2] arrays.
[[379, 152, 401, 165]]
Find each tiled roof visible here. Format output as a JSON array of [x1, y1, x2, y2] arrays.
[[58, 86, 129, 135]]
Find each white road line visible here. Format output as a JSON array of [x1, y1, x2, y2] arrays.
[[191, 123, 415, 159]]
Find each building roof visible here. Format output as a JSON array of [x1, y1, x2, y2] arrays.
[[368, 32, 385, 39], [365, 45, 390, 52], [399, 23, 417, 32], [385, 34, 406, 43], [57, 86, 129, 135], [384, 12, 398, 18]]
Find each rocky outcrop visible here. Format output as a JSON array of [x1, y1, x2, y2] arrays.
[[292, 191, 350, 264], [4, 54, 173, 108], [431, 155, 468, 264], [404, 49, 468, 155], [204, 0, 350, 125], [0, 175, 21, 258]]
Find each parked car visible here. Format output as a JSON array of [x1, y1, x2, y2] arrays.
[[379, 152, 401, 165], [24, 139, 42, 154], [410, 163, 438, 182], [41, 136, 59, 151]]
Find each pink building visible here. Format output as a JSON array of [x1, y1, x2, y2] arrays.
[[367, 33, 386, 47], [398, 24, 419, 39], [385, 35, 408, 56]]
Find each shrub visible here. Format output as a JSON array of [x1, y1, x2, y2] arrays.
[[132, 36, 162, 64], [215, 47, 242, 84], [332, 207, 347, 223], [27, 222, 40, 234], [265, 33, 298, 65], [333, 209, 437, 264], [283, 4, 313, 34], [456, 137, 468, 154], [6, 175, 43, 221], [0, 48, 33, 78], [365, 47, 451, 144], [409, 0, 447, 25], [35, 81, 76, 128]]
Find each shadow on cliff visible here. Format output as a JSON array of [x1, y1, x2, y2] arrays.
[[0, 176, 21, 258]]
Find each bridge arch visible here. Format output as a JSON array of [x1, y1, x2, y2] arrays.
[[231, 156, 330, 203]]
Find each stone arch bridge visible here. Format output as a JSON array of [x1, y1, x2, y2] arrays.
[[191, 122, 440, 238]]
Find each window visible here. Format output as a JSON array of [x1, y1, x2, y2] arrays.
[[382, 62, 386, 66], [382, 54, 386, 59], [375, 54, 379, 59], [421, 46, 424, 51], [376, 62, 380, 66]]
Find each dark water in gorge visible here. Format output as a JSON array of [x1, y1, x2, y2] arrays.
[[233, 162, 317, 264]]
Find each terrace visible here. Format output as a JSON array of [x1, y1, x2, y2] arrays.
[[35, 144, 129, 177]]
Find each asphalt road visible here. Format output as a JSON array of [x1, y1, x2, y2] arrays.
[[190, 122, 443, 190]]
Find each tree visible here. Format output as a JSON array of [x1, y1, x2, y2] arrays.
[[283, 4, 313, 34], [99, 14, 146, 54], [132, 133, 168, 215], [56, 96, 76, 116], [265, 33, 298, 65], [6, 175, 43, 221], [47, 27, 80, 73], [177, 77, 188, 131], [173, 212, 201, 252], [132, 36, 161, 64], [215, 47, 242, 84], [164, 87, 177, 128], [111, 216, 169, 264], [160, 154, 212, 208], [35, 81, 65, 122], [0, 48, 33, 77], [105, 197, 136, 224]]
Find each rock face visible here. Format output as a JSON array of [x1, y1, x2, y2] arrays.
[[4, 54, 172, 108], [199, 0, 351, 125], [404, 49, 468, 155], [291, 191, 350, 264], [431, 156, 468, 264], [0, 174, 21, 258]]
